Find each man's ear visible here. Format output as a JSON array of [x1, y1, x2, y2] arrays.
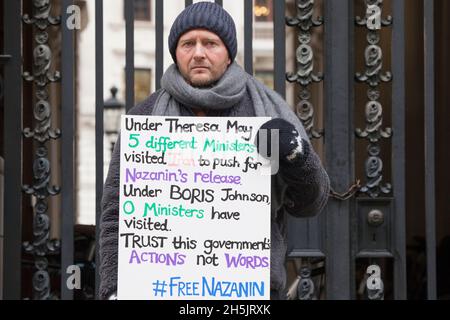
[[227, 58, 231, 65]]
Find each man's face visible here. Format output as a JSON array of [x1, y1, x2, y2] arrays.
[[176, 29, 231, 88]]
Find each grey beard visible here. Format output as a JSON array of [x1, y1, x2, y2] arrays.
[[191, 81, 216, 89], [184, 76, 219, 89]]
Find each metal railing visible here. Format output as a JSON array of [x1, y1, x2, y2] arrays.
[[1, 0, 440, 300]]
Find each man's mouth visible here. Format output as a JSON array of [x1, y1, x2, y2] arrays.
[[191, 66, 209, 70]]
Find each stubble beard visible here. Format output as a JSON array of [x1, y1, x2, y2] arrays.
[[185, 74, 218, 88]]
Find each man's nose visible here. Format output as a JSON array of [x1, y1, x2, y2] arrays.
[[193, 43, 206, 59]]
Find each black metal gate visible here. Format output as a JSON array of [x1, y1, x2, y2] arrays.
[[1, 0, 447, 300]]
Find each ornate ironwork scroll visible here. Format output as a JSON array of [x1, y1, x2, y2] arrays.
[[366, 264, 384, 300], [286, 0, 324, 139], [298, 266, 316, 300], [355, 0, 392, 198], [22, 0, 61, 300]]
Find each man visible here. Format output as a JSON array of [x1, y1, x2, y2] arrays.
[[99, 1, 330, 300]]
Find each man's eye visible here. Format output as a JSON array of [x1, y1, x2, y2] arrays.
[[182, 42, 194, 47]]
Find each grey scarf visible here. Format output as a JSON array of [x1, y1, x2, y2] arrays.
[[152, 62, 308, 140]]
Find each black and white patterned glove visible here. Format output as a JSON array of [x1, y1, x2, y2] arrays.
[[107, 291, 117, 300], [255, 118, 309, 164]]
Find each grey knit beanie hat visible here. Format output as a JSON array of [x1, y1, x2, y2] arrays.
[[168, 2, 237, 63]]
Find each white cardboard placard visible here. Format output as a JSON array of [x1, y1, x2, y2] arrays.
[[117, 116, 271, 300]]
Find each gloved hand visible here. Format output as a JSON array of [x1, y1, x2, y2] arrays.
[[255, 118, 308, 164], [107, 291, 117, 300]]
